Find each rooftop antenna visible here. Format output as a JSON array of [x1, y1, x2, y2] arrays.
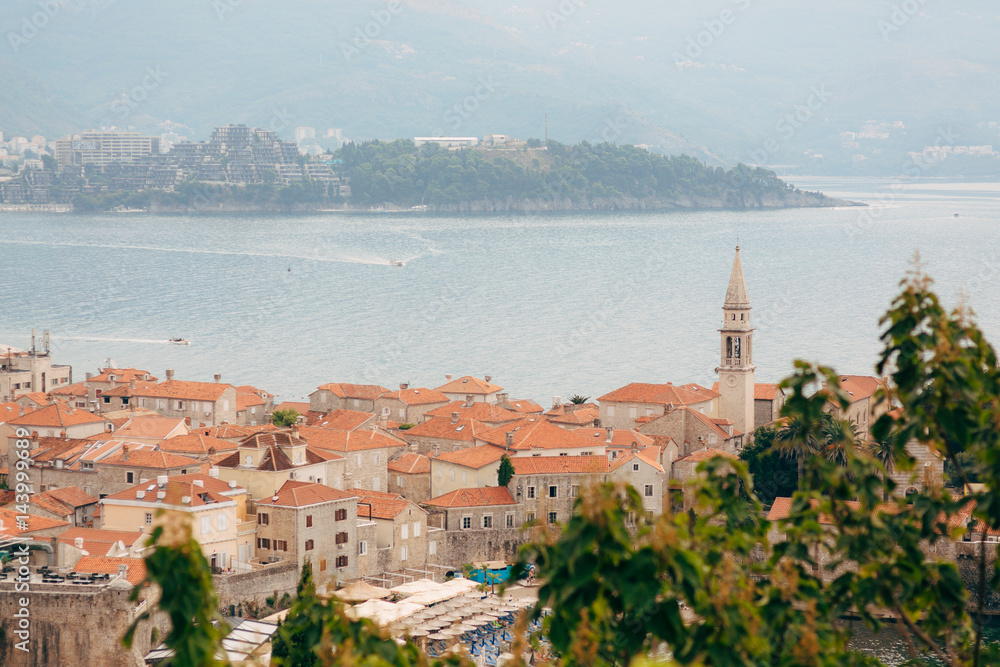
[[30, 328, 36, 356], [43, 330, 50, 355]]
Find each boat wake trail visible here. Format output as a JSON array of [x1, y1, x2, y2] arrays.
[[0, 239, 389, 266], [54, 336, 179, 345]]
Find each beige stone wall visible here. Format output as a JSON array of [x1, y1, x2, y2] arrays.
[[508, 472, 603, 524], [255, 498, 359, 584], [212, 560, 300, 612], [343, 445, 401, 493], [388, 470, 431, 503], [600, 398, 715, 430], [611, 462, 666, 515], [0, 582, 168, 667], [373, 397, 448, 425], [356, 521, 378, 579], [429, 460, 500, 498]]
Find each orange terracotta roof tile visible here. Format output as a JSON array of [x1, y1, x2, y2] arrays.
[[196, 424, 254, 440], [257, 480, 357, 507], [0, 507, 69, 536], [9, 402, 106, 428], [548, 406, 600, 426], [57, 527, 146, 551], [98, 449, 201, 470], [837, 375, 885, 403], [598, 382, 718, 406], [24, 492, 75, 518], [87, 368, 156, 384], [18, 391, 50, 407], [236, 393, 266, 410], [578, 428, 654, 449], [510, 456, 609, 475], [314, 383, 389, 400], [113, 416, 187, 440], [49, 382, 88, 397], [754, 384, 782, 401], [104, 479, 233, 507], [401, 417, 486, 442], [298, 425, 405, 452], [502, 398, 544, 414], [350, 488, 417, 520], [132, 379, 232, 401], [478, 418, 599, 451], [162, 473, 242, 495], [306, 409, 375, 430], [609, 451, 664, 473], [426, 401, 523, 424], [73, 556, 147, 585], [380, 387, 450, 406], [675, 448, 738, 463], [274, 401, 310, 415], [433, 445, 506, 469], [434, 376, 503, 395], [388, 452, 431, 475], [424, 487, 516, 508], [237, 384, 273, 398], [159, 433, 238, 455], [0, 402, 22, 420]]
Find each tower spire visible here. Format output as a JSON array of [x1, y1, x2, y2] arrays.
[[724, 246, 751, 310]]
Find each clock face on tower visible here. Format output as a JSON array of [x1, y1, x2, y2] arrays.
[[726, 375, 738, 388]]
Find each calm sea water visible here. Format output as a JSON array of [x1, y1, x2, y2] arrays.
[[1, 178, 998, 404]]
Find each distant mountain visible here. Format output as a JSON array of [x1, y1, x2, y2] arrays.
[[2, 0, 999, 175]]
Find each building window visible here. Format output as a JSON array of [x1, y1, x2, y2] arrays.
[[527, 486, 536, 499], [126, 472, 134, 484], [258, 513, 269, 525], [359, 541, 368, 556], [373, 453, 380, 464], [570, 485, 579, 498], [450, 469, 455, 482], [319, 558, 326, 571], [401, 546, 408, 561], [644, 485, 654, 497], [397, 476, 404, 486], [526, 512, 536, 523], [103, 396, 111, 404], [548, 512, 557, 524], [461, 471, 467, 484], [336, 555, 348, 568], [548, 485, 558, 498], [336, 532, 349, 545], [201, 517, 211, 535], [258, 537, 271, 549], [335, 508, 347, 521], [306, 515, 313, 528], [355, 454, 361, 467], [304, 539, 314, 551], [274, 540, 287, 551], [483, 515, 493, 529], [462, 516, 472, 530], [633, 464, 640, 471], [177, 401, 184, 410], [144, 512, 152, 525], [401, 524, 409, 539], [429, 541, 436, 555], [217, 514, 228, 531], [413, 522, 421, 537], [505, 513, 515, 528]]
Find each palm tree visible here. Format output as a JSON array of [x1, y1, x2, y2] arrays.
[[570, 395, 590, 405], [773, 416, 819, 482], [866, 432, 898, 501], [819, 416, 859, 468]]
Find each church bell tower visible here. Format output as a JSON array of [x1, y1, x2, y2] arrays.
[[716, 246, 756, 437]]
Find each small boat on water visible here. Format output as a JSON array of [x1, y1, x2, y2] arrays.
[[389, 258, 405, 267], [168, 337, 190, 345]]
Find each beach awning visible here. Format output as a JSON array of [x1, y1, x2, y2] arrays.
[[334, 579, 392, 602]]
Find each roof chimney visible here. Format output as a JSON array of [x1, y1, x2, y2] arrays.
[[400, 382, 409, 390], [208, 467, 219, 479], [498, 393, 508, 402], [129, 379, 136, 389], [136, 490, 145, 499], [181, 496, 191, 505], [121, 444, 129, 461], [165, 369, 174, 381], [465, 395, 474, 407], [156, 475, 168, 487], [552, 396, 562, 409], [214, 374, 221, 383], [193, 479, 204, 487], [505, 431, 514, 449], [229, 480, 237, 489], [85, 372, 93, 381], [605, 427, 613, 443], [485, 375, 492, 384], [445, 373, 453, 382], [451, 412, 460, 424], [75, 537, 84, 549]]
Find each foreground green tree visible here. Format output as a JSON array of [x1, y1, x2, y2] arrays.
[[517, 266, 1000, 666], [498, 454, 515, 487]]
